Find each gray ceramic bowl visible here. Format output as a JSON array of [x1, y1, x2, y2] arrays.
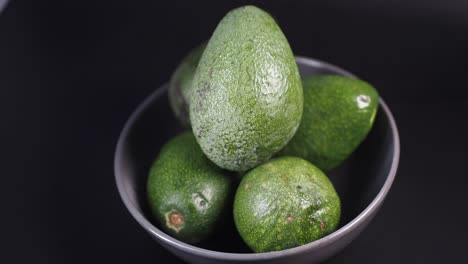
[[114, 56, 400, 264], [0, 0, 9, 13]]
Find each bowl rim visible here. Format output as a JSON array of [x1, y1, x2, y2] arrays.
[[0, 0, 8, 14], [114, 55, 400, 260]]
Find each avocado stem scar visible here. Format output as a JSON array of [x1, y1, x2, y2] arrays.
[[171, 213, 184, 225], [244, 183, 250, 190], [320, 221, 325, 231], [165, 209, 185, 233], [286, 215, 293, 222]]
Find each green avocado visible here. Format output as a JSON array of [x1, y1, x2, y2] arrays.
[[233, 156, 341, 253], [147, 131, 232, 244], [168, 43, 206, 127], [190, 5, 303, 172], [279, 75, 379, 171]]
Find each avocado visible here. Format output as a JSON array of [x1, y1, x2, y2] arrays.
[[190, 5, 303, 172], [279, 75, 379, 171], [147, 131, 232, 243], [168, 43, 206, 127], [233, 156, 341, 252]]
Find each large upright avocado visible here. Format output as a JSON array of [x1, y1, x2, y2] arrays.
[[280, 75, 379, 171], [147, 132, 232, 244], [190, 5, 303, 172]]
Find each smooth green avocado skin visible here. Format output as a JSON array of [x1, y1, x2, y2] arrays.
[[190, 5, 303, 172], [233, 157, 341, 253], [280, 75, 379, 171], [147, 132, 232, 244], [168, 43, 206, 127]]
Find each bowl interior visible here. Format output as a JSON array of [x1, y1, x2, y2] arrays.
[[116, 57, 396, 253]]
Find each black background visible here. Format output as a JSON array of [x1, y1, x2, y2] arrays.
[[1, 0, 468, 263]]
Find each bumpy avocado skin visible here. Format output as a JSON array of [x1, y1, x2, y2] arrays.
[[147, 132, 232, 244], [233, 157, 341, 253], [280, 75, 379, 171], [190, 6, 303, 172], [168, 43, 206, 127]]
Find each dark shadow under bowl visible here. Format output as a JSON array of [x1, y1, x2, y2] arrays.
[[114, 56, 400, 264]]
